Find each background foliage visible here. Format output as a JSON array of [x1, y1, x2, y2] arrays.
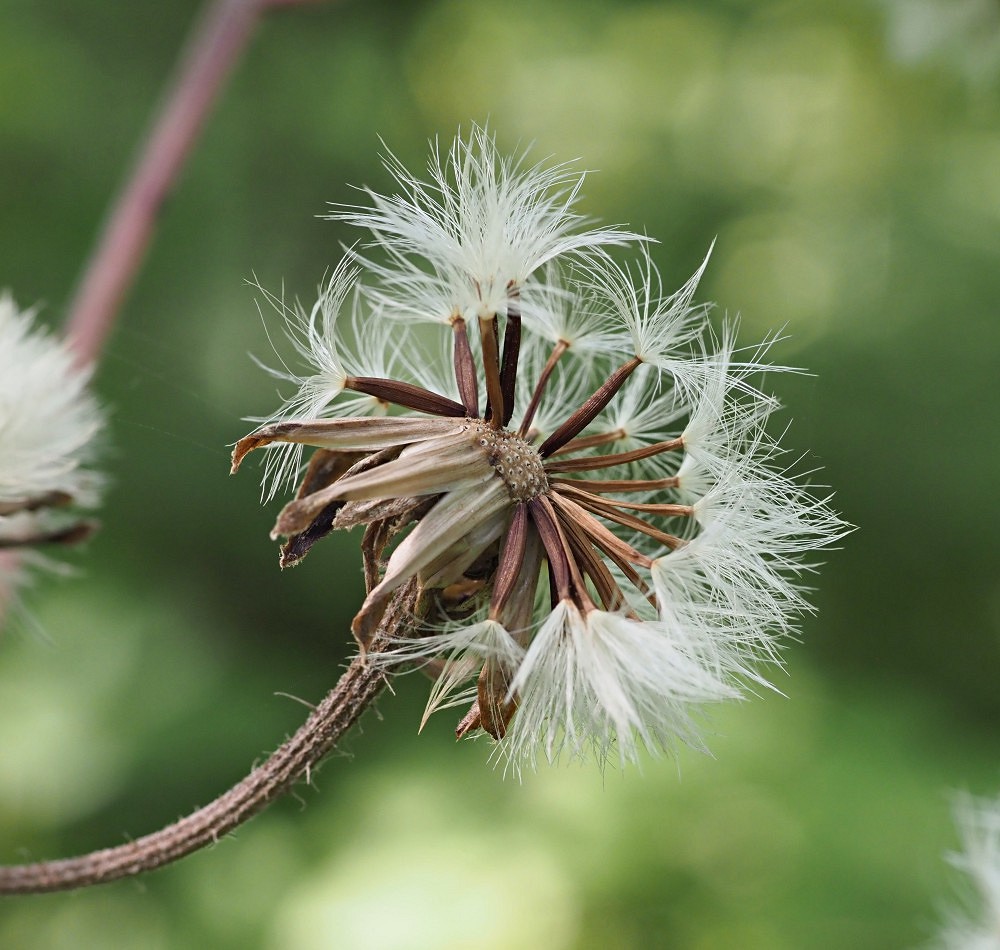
[[1, 0, 998, 946]]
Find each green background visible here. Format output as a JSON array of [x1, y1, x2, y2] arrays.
[[1, 0, 998, 946]]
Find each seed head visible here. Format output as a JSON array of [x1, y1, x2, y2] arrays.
[[233, 126, 848, 771], [0, 293, 102, 560]]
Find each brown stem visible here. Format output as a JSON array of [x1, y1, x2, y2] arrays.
[[539, 357, 642, 458], [0, 582, 417, 895], [553, 483, 692, 518], [488, 502, 527, 620], [549, 475, 679, 493], [63, 0, 330, 366], [544, 495, 596, 612], [548, 492, 655, 603], [498, 303, 521, 426], [545, 426, 623, 457], [0, 520, 99, 550], [518, 339, 568, 437], [560, 491, 682, 550], [344, 376, 467, 417], [543, 437, 684, 474], [557, 511, 625, 612], [0, 492, 74, 516], [478, 315, 505, 428], [527, 496, 573, 603], [451, 318, 480, 417]]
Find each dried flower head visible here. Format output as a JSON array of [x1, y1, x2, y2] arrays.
[[0, 293, 102, 559], [233, 127, 846, 769]]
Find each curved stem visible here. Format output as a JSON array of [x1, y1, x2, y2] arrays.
[[0, 582, 417, 896]]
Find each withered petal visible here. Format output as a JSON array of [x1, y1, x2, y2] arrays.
[[231, 417, 460, 473]]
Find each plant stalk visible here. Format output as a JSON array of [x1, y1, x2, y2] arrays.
[[0, 582, 415, 895]]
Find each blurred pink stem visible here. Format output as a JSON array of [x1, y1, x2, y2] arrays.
[[64, 0, 328, 365], [0, 0, 330, 630]]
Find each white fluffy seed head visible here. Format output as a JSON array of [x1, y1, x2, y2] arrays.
[[0, 293, 102, 509], [582, 242, 712, 374], [331, 124, 642, 325], [242, 130, 849, 774], [519, 262, 629, 357], [504, 602, 739, 770]]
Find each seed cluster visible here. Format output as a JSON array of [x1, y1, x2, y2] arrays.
[[232, 127, 846, 763], [473, 420, 548, 502]]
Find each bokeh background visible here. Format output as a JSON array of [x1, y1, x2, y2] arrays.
[[2, 0, 999, 947]]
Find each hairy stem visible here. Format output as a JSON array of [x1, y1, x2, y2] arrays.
[[0, 583, 417, 896]]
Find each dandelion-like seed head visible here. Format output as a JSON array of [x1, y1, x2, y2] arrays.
[[0, 293, 103, 561], [233, 126, 848, 771], [334, 125, 640, 327]]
